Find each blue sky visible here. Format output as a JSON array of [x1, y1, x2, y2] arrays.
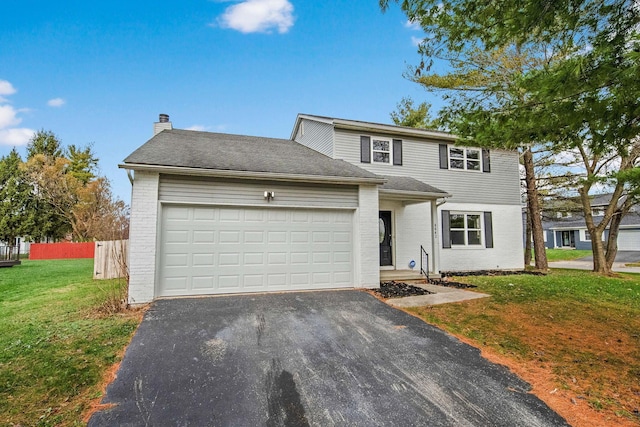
[[1, 0, 440, 203]]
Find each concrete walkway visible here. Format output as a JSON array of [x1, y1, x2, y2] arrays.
[[548, 260, 640, 273], [387, 283, 490, 308]]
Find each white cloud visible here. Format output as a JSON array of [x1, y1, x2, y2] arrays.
[[0, 104, 21, 129], [405, 19, 420, 31], [47, 98, 65, 107], [185, 124, 228, 132], [0, 79, 35, 146], [186, 125, 208, 131], [0, 128, 35, 147], [411, 36, 424, 47], [217, 0, 294, 34], [0, 80, 17, 103]]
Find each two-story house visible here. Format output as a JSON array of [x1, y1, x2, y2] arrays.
[[122, 114, 524, 304]]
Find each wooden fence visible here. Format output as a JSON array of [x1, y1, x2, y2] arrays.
[[29, 242, 95, 260], [93, 240, 129, 280]]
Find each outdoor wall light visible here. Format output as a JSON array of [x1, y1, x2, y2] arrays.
[[264, 191, 275, 202]]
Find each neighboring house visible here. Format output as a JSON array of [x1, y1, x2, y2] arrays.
[[540, 194, 640, 250], [122, 114, 524, 304], [0, 237, 31, 255]]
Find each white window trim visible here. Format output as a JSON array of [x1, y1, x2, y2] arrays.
[[449, 211, 484, 248], [448, 145, 482, 172], [371, 136, 392, 164], [581, 229, 591, 241]]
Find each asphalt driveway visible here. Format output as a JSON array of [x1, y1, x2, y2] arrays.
[[578, 250, 640, 263], [89, 291, 567, 426]]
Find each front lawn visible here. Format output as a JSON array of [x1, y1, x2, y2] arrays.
[[409, 269, 640, 426], [0, 259, 142, 426], [544, 248, 593, 261]]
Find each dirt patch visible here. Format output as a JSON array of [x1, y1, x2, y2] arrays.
[[409, 300, 640, 427]]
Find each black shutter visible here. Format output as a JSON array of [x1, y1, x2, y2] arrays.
[[393, 139, 402, 165], [360, 136, 371, 163], [482, 149, 491, 172], [439, 144, 448, 169], [442, 210, 451, 249], [484, 211, 494, 248]]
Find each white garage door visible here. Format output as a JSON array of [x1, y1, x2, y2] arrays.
[[158, 205, 354, 297], [618, 229, 640, 251]]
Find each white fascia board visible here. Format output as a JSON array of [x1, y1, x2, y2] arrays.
[[379, 189, 451, 201], [332, 119, 458, 142], [119, 163, 386, 186]]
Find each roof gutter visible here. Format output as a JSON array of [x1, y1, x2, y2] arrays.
[[119, 163, 387, 186], [379, 189, 451, 200]]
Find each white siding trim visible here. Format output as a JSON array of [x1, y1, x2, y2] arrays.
[[128, 171, 160, 304], [356, 185, 380, 287]]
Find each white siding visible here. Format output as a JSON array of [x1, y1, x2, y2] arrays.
[[334, 129, 521, 206], [128, 171, 160, 304], [294, 119, 334, 157], [356, 185, 380, 287], [386, 201, 433, 272], [159, 175, 358, 208], [438, 203, 524, 271]]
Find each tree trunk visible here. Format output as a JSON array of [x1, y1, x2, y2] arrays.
[[523, 148, 548, 271], [524, 206, 533, 266], [605, 211, 623, 269], [579, 189, 612, 275]]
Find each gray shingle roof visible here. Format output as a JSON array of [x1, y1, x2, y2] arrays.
[[379, 175, 448, 195], [123, 129, 381, 181], [545, 212, 640, 229]]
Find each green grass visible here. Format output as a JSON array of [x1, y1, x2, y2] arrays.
[[409, 269, 640, 423], [543, 248, 593, 262], [0, 259, 141, 426]]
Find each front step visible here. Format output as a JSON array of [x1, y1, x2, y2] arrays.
[[380, 269, 441, 281]]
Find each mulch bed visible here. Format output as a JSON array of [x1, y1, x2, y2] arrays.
[[375, 270, 545, 297], [374, 281, 434, 299], [440, 270, 546, 278]]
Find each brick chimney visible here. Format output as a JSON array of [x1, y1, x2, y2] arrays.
[[153, 113, 172, 135]]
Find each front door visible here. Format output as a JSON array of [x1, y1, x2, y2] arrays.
[[561, 230, 576, 248], [379, 211, 392, 266]]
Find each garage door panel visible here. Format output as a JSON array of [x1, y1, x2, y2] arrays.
[[243, 275, 265, 287], [618, 230, 640, 251], [218, 275, 241, 289], [191, 276, 215, 290], [159, 206, 354, 296], [193, 231, 215, 243], [192, 253, 215, 267], [219, 231, 241, 243], [266, 274, 286, 287]]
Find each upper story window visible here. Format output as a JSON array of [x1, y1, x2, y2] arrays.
[[372, 138, 391, 163], [361, 136, 402, 165], [591, 208, 604, 216], [439, 144, 490, 173], [449, 147, 481, 171]]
